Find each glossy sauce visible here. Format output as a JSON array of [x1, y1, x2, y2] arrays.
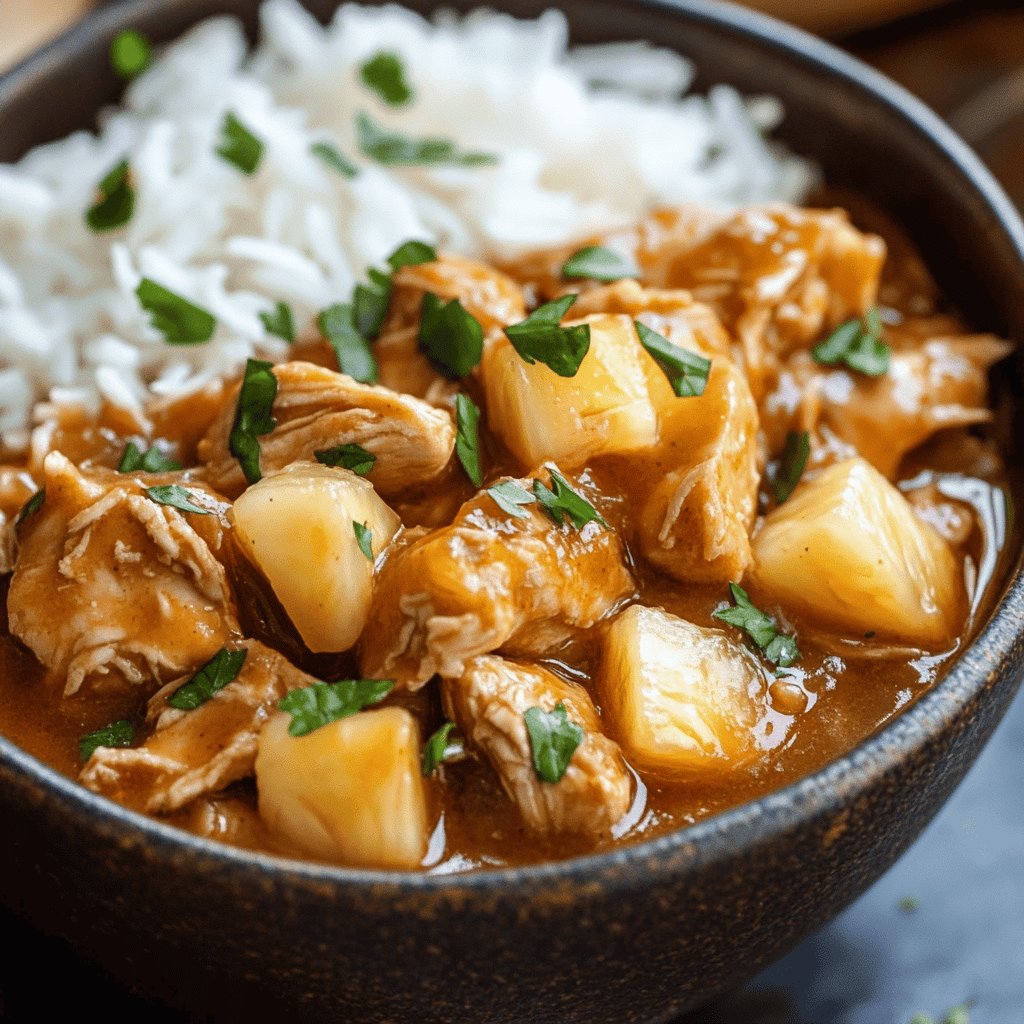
[[0, 198, 1017, 872]]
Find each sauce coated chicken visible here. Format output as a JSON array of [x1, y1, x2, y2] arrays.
[[0, 201, 1014, 872]]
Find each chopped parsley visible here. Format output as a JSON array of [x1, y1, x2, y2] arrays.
[[228, 358, 278, 485], [216, 112, 265, 175], [356, 112, 497, 167], [353, 520, 373, 560], [135, 278, 216, 346], [909, 1007, 972, 1024], [110, 29, 151, 81], [314, 443, 376, 475], [524, 703, 583, 783], [812, 306, 889, 377], [486, 480, 535, 519], [353, 268, 393, 340], [117, 441, 181, 473], [898, 895, 920, 913], [317, 303, 378, 383], [532, 467, 607, 529], [421, 721, 465, 776], [454, 393, 483, 487], [144, 484, 212, 515], [418, 293, 484, 378], [712, 582, 800, 668], [310, 140, 358, 178], [79, 719, 134, 762], [387, 240, 436, 271], [634, 320, 710, 397], [85, 159, 135, 233], [278, 679, 394, 737], [360, 51, 413, 106], [561, 245, 638, 282], [773, 430, 810, 504], [259, 301, 295, 343], [504, 295, 590, 378], [168, 647, 247, 711], [15, 488, 45, 528]]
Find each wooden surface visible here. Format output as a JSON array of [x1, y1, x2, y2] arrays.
[[0, 0, 949, 69]]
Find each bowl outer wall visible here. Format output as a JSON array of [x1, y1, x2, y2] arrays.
[[0, 0, 1023, 1021]]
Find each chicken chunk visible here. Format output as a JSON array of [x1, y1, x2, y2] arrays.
[[444, 655, 632, 836], [198, 361, 456, 499], [359, 473, 635, 688], [80, 640, 313, 814], [662, 205, 886, 397], [8, 451, 237, 696], [637, 356, 761, 583], [375, 255, 526, 401]]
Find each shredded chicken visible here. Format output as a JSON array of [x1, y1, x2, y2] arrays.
[[375, 255, 526, 401], [660, 205, 886, 398], [80, 640, 312, 813], [198, 361, 456, 499], [8, 451, 237, 696], [444, 655, 632, 836], [359, 472, 635, 689]]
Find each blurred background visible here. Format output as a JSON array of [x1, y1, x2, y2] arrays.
[[1, 2, 1023, 1023]]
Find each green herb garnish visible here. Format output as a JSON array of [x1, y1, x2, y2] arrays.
[[356, 112, 497, 167], [524, 703, 583, 783], [278, 679, 394, 737], [144, 484, 212, 515], [454, 393, 483, 487], [79, 719, 134, 762], [353, 268, 392, 340], [532, 467, 606, 529], [228, 358, 278, 485], [418, 293, 484, 378], [387, 240, 437, 271], [259, 301, 295, 343], [812, 306, 889, 377], [486, 480, 535, 519], [310, 140, 358, 178], [909, 1007, 972, 1024], [317, 303, 378, 383], [135, 279, 216, 346], [634, 320, 710, 397], [15, 488, 45, 528], [216, 112, 264, 175], [504, 295, 590, 378], [712, 582, 800, 667], [314, 443, 376, 475], [561, 245, 638, 282], [421, 721, 464, 776], [85, 158, 135, 233], [773, 430, 810, 504], [899, 895, 920, 913], [117, 441, 181, 473], [167, 647, 247, 711], [353, 520, 373, 560], [110, 29, 151, 81], [360, 51, 413, 106]]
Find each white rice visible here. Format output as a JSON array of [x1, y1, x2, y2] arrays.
[[0, 0, 815, 450]]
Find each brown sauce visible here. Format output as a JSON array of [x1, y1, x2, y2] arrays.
[[0, 196, 1016, 872]]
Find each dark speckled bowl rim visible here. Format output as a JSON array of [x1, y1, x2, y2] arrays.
[[1, 0, 1023, 896]]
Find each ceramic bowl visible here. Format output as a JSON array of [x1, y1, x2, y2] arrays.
[[0, 1, 1022, 1021]]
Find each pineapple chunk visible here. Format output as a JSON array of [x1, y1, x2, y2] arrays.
[[232, 461, 401, 653], [599, 605, 767, 774], [482, 313, 658, 470], [255, 707, 429, 868], [752, 457, 964, 647]]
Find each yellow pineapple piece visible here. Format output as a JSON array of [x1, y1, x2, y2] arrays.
[[752, 457, 964, 647], [255, 707, 429, 868], [232, 461, 401, 653]]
